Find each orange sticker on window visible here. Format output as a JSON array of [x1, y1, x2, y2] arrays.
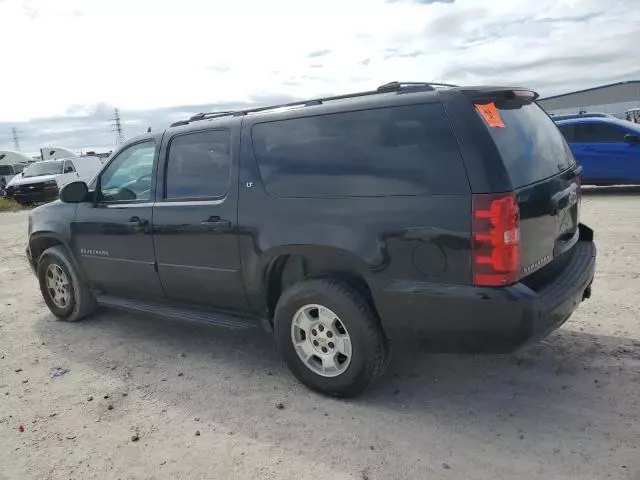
[[475, 102, 506, 128]]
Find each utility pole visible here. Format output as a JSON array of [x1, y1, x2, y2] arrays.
[[11, 127, 21, 151], [111, 108, 126, 146]]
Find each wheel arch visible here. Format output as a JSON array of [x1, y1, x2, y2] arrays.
[[258, 246, 377, 321], [29, 232, 84, 280]]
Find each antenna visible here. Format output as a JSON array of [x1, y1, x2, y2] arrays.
[[11, 127, 21, 151], [111, 108, 126, 145]]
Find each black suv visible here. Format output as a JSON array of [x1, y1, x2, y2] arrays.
[[26, 81, 596, 397]]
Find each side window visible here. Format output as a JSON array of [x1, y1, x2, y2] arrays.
[[165, 130, 231, 200], [575, 123, 627, 143], [557, 124, 576, 143], [13, 164, 25, 173], [63, 160, 76, 173], [250, 104, 467, 197], [99, 141, 155, 203]]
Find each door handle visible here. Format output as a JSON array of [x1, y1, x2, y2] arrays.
[[550, 184, 578, 215], [126, 216, 147, 231], [201, 216, 231, 231]]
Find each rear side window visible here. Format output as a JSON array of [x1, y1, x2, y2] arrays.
[[251, 104, 467, 197], [165, 130, 230, 199], [575, 122, 628, 143], [481, 103, 575, 189], [63, 160, 76, 173], [557, 123, 576, 143]]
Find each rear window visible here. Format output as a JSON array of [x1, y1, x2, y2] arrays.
[[574, 122, 632, 143], [481, 103, 575, 188], [251, 103, 468, 197]]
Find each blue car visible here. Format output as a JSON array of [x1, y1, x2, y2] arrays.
[[556, 117, 640, 185]]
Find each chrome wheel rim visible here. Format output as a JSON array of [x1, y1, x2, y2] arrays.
[[45, 264, 71, 309], [290, 304, 352, 378]]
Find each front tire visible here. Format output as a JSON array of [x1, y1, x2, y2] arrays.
[[37, 246, 97, 322], [274, 278, 389, 397]]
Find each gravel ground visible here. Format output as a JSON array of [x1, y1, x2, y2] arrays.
[[1, 191, 639, 480]]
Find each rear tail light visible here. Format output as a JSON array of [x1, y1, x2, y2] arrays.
[[472, 192, 520, 286]]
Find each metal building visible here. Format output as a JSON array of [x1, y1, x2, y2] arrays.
[[538, 80, 640, 121]]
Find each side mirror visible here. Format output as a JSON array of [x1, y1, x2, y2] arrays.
[[60, 181, 89, 203], [624, 133, 640, 143]]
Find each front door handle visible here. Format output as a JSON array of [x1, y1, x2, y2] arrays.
[[201, 216, 231, 231], [126, 216, 148, 232]]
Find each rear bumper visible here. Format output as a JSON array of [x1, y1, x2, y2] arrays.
[[375, 224, 596, 349]]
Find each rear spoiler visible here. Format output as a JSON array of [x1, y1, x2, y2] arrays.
[[461, 87, 539, 106]]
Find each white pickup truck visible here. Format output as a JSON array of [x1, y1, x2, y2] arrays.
[[6, 156, 103, 205]]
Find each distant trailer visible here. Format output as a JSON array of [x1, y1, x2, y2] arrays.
[[0, 150, 32, 165], [40, 147, 77, 161]]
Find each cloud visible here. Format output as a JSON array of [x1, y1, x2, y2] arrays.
[[0, 94, 300, 154], [396, 50, 427, 58], [388, 0, 454, 3], [1, 0, 639, 152], [307, 49, 331, 58]]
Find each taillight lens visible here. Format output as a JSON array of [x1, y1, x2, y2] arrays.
[[472, 192, 520, 287]]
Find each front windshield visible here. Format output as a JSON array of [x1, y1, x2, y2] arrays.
[[22, 161, 63, 178]]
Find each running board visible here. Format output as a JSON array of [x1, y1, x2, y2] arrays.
[[96, 294, 258, 330]]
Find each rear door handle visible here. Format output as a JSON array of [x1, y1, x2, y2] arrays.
[[201, 216, 231, 231]]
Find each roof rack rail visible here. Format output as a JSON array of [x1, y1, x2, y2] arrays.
[[170, 111, 236, 127], [229, 91, 383, 118], [376, 81, 459, 92], [170, 81, 457, 127], [189, 110, 236, 121]]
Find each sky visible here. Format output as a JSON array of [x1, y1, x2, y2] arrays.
[[0, 0, 638, 154]]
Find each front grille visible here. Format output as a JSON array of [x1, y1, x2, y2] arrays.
[[15, 182, 45, 194]]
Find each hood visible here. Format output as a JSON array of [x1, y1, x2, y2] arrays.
[[8, 174, 59, 188]]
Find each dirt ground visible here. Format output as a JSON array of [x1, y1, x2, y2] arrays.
[[1, 190, 639, 480]]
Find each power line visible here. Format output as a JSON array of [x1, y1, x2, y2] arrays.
[[11, 127, 21, 151], [111, 108, 126, 146]]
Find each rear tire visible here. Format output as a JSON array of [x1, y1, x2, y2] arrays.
[[274, 278, 389, 397], [37, 246, 97, 322]]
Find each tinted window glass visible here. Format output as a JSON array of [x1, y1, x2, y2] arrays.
[[557, 123, 576, 143], [575, 123, 628, 143], [165, 130, 230, 199], [0, 166, 13, 175], [251, 104, 467, 197], [100, 141, 155, 202], [13, 164, 25, 173], [482, 103, 575, 188], [63, 160, 76, 173]]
